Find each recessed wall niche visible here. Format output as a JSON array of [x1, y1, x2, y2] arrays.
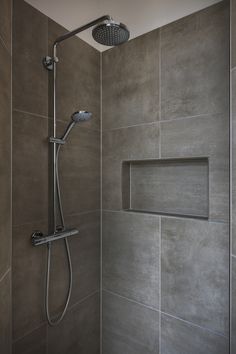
[[122, 158, 209, 219]]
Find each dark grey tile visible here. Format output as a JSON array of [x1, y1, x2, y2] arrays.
[[161, 113, 229, 222], [48, 292, 100, 354], [161, 2, 229, 120], [13, 0, 48, 116], [102, 29, 159, 130], [102, 291, 159, 354], [48, 20, 100, 130], [103, 211, 159, 309], [232, 69, 236, 255], [13, 325, 47, 354], [0, 40, 11, 277], [12, 111, 48, 226], [56, 122, 100, 215], [48, 211, 100, 315], [161, 314, 229, 354], [232, 0, 236, 68], [129, 158, 209, 218], [102, 124, 159, 210], [12, 221, 47, 341], [0, 0, 11, 53], [161, 217, 229, 335], [232, 257, 236, 354], [0, 271, 11, 354]]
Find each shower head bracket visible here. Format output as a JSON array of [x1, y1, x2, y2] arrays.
[[43, 56, 59, 71]]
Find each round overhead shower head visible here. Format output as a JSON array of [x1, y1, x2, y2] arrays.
[[92, 19, 130, 46]]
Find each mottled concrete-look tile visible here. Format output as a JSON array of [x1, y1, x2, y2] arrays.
[[48, 211, 100, 315], [0, 40, 11, 277], [102, 291, 159, 354], [13, 325, 47, 354], [0, 0, 11, 53], [161, 1, 229, 120], [13, 0, 48, 116], [232, 0, 236, 68], [161, 314, 229, 354], [161, 217, 229, 335], [232, 69, 236, 255], [48, 19, 100, 130], [12, 221, 47, 341], [0, 271, 11, 354], [103, 211, 159, 309], [48, 293, 100, 354], [232, 257, 236, 354], [102, 123, 159, 210], [161, 113, 229, 222], [12, 111, 49, 226], [102, 29, 159, 130]]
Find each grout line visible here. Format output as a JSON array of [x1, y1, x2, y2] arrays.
[[0, 268, 11, 284], [102, 121, 159, 132], [159, 28, 162, 162], [100, 51, 103, 354], [0, 32, 11, 54], [13, 322, 47, 344], [66, 290, 99, 313], [159, 217, 162, 354], [232, 254, 236, 259], [13, 108, 49, 120], [103, 288, 228, 339], [230, 3, 233, 353]]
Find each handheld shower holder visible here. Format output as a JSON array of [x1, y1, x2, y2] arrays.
[[49, 137, 66, 145], [43, 56, 59, 71]]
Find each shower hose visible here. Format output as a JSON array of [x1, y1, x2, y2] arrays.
[[46, 144, 73, 326]]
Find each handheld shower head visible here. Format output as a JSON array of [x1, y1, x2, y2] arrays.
[[61, 110, 92, 141], [92, 20, 130, 46]]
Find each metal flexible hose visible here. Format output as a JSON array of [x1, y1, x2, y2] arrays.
[[45, 144, 73, 326]]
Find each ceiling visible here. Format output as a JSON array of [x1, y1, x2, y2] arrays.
[[26, 0, 221, 51]]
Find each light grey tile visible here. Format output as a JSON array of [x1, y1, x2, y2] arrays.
[[48, 293, 100, 354], [161, 314, 229, 354], [48, 211, 100, 315], [102, 29, 159, 130], [13, 0, 48, 116], [12, 111, 49, 226], [48, 20, 100, 131], [0, 271, 11, 354], [102, 291, 159, 354], [102, 124, 159, 210], [161, 113, 229, 222], [232, 0, 236, 69], [232, 257, 236, 354], [57, 122, 100, 215], [0, 0, 11, 53], [13, 325, 47, 354], [129, 158, 208, 218], [161, 1, 229, 120], [103, 211, 159, 309], [12, 221, 47, 341], [0, 40, 11, 277], [161, 217, 229, 335]]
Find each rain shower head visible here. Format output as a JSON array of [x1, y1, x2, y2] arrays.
[[92, 20, 130, 46], [71, 111, 92, 122]]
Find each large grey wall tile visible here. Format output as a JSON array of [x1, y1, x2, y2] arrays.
[[232, 69, 236, 255], [161, 217, 229, 335], [161, 1, 229, 120], [0, 271, 11, 354], [48, 20, 100, 130], [102, 29, 159, 130], [12, 111, 48, 226], [232, 257, 236, 354], [48, 211, 100, 315], [57, 122, 100, 215], [13, 0, 48, 116], [103, 211, 159, 309], [102, 291, 159, 354], [0, 39, 11, 277], [13, 325, 47, 354], [161, 114, 229, 222], [103, 124, 159, 210], [0, 0, 11, 53], [12, 221, 47, 341], [161, 314, 229, 354], [48, 293, 100, 354], [232, 0, 236, 68]]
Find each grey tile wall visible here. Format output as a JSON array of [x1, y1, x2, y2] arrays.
[[0, 0, 12, 353], [232, 257, 236, 354], [102, 291, 159, 354], [161, 314, 229, 354], [102, 2, 229, 353], [12, 1, 101, 352]]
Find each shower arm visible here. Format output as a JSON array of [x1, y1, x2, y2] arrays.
[[46, 14, 111, 234]]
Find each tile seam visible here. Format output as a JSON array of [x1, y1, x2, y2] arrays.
[[0, 268, 11, 283]]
